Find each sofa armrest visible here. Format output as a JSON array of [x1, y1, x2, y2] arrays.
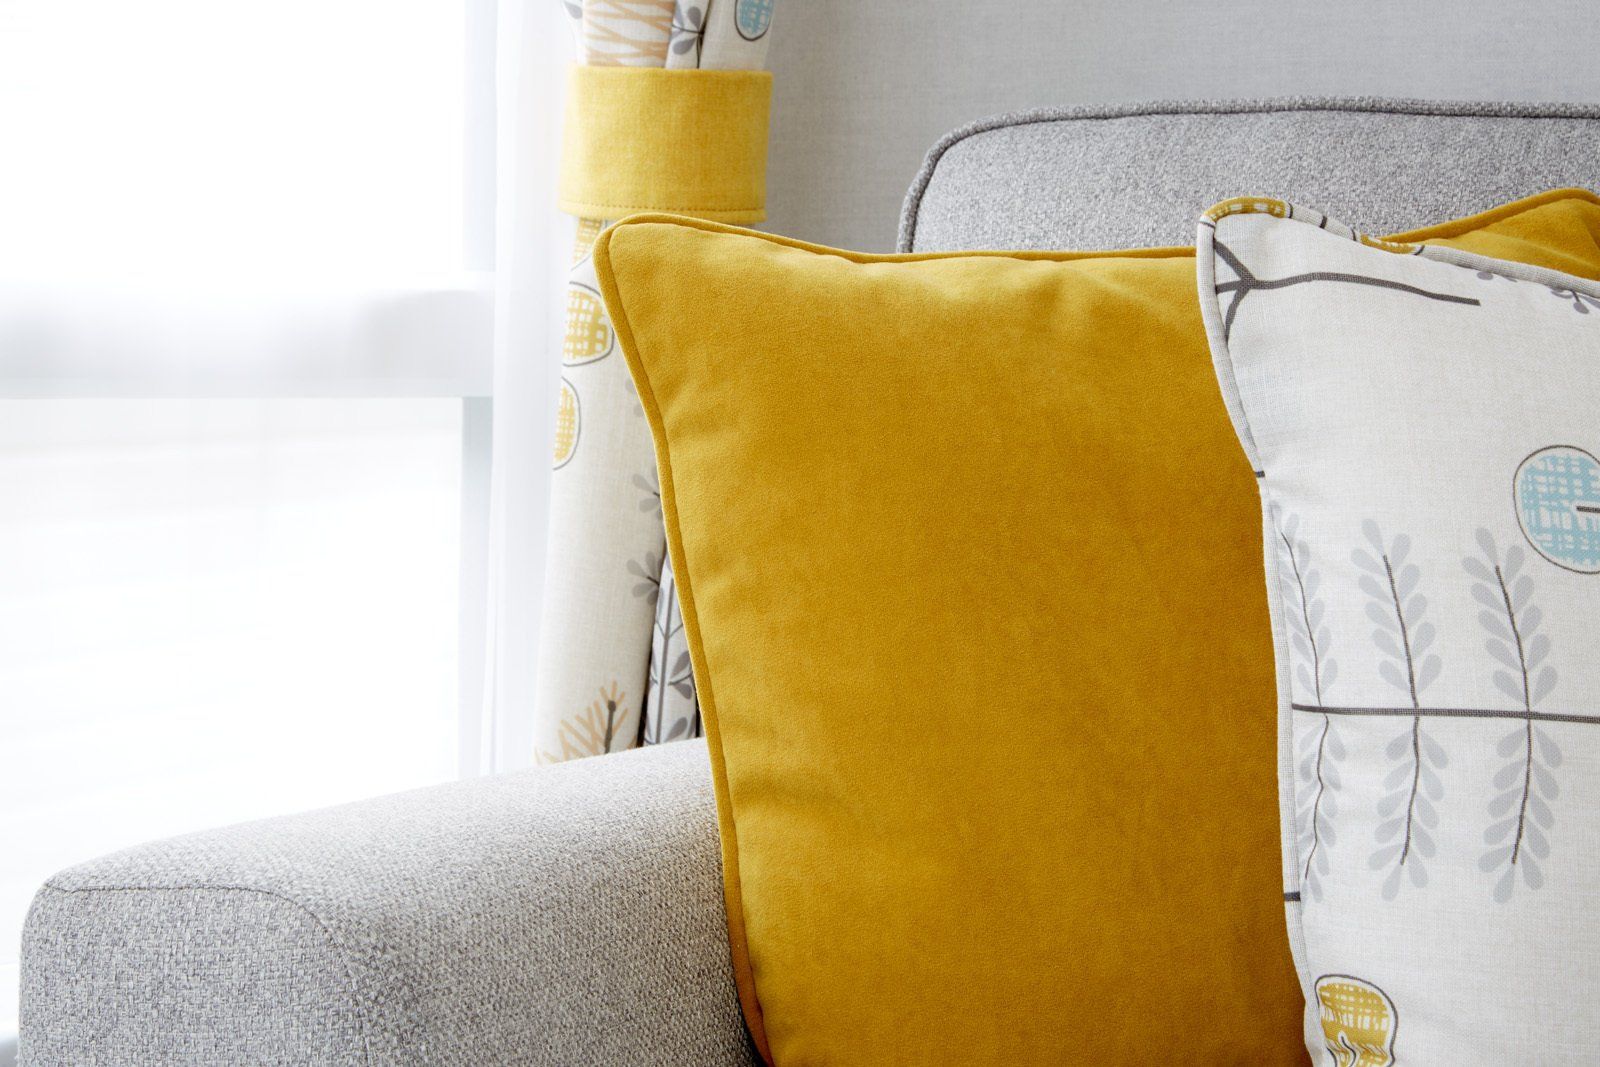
[[20, 740, 756, 1067]]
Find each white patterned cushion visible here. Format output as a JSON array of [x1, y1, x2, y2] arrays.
[[1198, 192, 1600, 1065]]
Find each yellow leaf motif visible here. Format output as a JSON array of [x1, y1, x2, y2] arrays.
[[572, 217, 605, 266], [552, 379, 580, 469], [536, 682, 629, 764], [1315, 975, 1397, 1067], [562, 283, 614, 365]]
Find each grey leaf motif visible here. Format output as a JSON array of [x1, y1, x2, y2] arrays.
[[1478, 610, 1512, 642], [640, 552, 700, 748], [1530, 794, 1554, 828], [1378, 660, 1409, 693], [627, 550, 662, 604], [1465, 527, 1561, 901], [1355, 521, 1441, 896], [1276, 510, 1340, 899], [1351, 547, 1385, 577], [1415, 654, 1442, 695], [1470, 584, 1504, 612], [1526, 633, 1551, 669], [1532, 667, 1558, 705], [1493, 670, 1525, 702], [1394, 562, 1420, 598], [1521, 605, 1544, 636], [1549, 285, 1600, 315], [634, 469, 663, 517], [1365, 601, 1398, 633], [1485, 639, 1520, 672], [669, 2, 706, 57], [1411, 620, 1437, 656], [1492, 760, 1522, 791], [1372, 627, 1403, 661]]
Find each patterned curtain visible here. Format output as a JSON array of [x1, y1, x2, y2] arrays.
[[535, 0, 775, 763]]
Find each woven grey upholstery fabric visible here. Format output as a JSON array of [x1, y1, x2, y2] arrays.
[[900, 98, 1600, 252], [20, 740, 757, 1067]]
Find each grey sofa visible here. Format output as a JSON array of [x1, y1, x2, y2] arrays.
[[21, 99, 1600, 1066]]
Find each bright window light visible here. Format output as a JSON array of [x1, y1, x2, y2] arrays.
[[0, 399, 462, 1033], [0, 0, 467, 282], [0, 0, 481, 1039]]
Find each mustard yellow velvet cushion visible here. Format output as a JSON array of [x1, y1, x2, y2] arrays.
[[591, 203, 1588, 1065], [594, 219, 1299, 1064]]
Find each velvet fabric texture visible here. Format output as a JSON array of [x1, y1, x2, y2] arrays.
[[595, 216, 1307, 1065]]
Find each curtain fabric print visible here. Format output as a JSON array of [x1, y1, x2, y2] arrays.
[[1198, 189, 1600, 1065], [536, 1, 778, 764]]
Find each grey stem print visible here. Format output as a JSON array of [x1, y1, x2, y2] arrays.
[[634, 468, 662, 518], [1210, 238, 1479, 341], [1549, 285, 1600, 314], [1353, 521, 1445, 900], [641, 554, 698, 745], [669, 3, 705, 58], [1465, 528, 1562, 902], [627, 549, 662, 607], [1277, 511, 1341, 900]]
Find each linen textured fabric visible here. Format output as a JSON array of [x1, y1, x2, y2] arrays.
[[536, 1, 776, 763], [1197, 190, 1600, 1065], [593, 214, 1307, 1065], [557, 67, 772, 223], [20, 741, 755, 1066], [901, 101, 1600, 254]]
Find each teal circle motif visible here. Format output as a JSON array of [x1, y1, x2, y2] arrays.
[[735, 0, 773, 40], [1514, 445, 1600, 574]]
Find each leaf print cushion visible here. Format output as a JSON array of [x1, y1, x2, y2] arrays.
[[1198, 188, 1600, 1066]]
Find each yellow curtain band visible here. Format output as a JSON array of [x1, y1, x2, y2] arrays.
[[558, 66, 772, 223]]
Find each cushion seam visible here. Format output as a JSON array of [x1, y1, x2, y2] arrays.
[[558, 201, 762, 214], [591, 217, 774, 1065], [1389, 187, 1600, 243], [1194, 210, 1306, 1016], [615, 213, 1192, 266]]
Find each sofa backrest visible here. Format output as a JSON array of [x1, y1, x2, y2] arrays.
[[900, 98, 1600, 252]]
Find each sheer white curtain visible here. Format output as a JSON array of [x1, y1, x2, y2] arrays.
[[0, 4, 571, 760], [0, 0, 570, 1046], [477, 0, 571, 773]]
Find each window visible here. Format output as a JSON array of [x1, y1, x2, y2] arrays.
[[0, 400, 463, 1030], [0, 0, 500, 1041]]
